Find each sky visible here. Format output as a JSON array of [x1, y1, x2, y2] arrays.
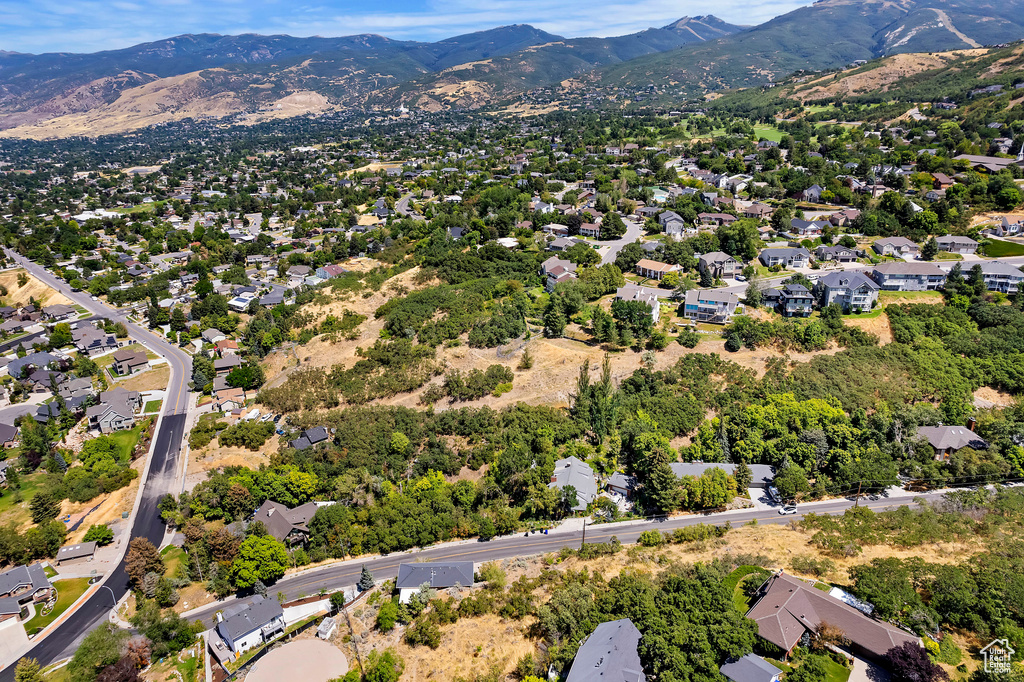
[[0, 0, 810, 54]]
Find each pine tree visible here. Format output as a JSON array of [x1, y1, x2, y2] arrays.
[[358, 565, 376, 591], [921, 236, 938, 261]]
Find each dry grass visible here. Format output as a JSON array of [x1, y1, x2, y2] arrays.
[[184, 438, 275, 491], [117, 365, 170, 392], [0, 269, 72, 308], [844, 314, 893, 345], [64, 459, 144, 542]]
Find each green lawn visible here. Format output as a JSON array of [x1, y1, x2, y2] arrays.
[[0, 471, 46, 525], [823, 657, 852, 682], [983, 239, 1024, 257], [43, 565, 58, 579], [144, 399, 162, 413], [23, 577, 92, 635], [878, 290, 943, 303], [935, 251, 962, 261], [107, 419, 150, 460], [724, 566, 766, 614], [753, 125, 786, 143], [42, 664, 70, 682], [841, 307, 885, 320], [161, 545, 186, 578]]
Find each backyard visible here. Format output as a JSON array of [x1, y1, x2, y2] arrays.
[[982, 239, 1024, 257]]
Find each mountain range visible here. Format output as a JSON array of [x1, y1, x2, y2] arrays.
[[2, 0, 1024, 139]]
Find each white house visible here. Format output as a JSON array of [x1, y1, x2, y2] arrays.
[[396, 562, 475, 603], [215, 595, 285, 656]]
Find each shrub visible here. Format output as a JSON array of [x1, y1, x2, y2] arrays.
[[84, 524, 114, 546], [638, 530, 665, 547], [677, 329, 701, 348], [376, 600, 399, 632]]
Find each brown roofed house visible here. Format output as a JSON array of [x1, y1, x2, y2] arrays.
[[112, 349, 148, 376], [747, 573, 918, 665]]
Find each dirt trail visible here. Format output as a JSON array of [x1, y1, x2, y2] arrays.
[[930, 8, 981, 48]]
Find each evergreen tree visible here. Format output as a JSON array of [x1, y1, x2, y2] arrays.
[[921, 236, 938, 261], [358, 565, 376, 591]]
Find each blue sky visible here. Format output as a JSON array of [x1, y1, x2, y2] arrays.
[[0, 0, 810, 54]]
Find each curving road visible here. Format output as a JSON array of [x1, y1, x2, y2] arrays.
[[395, 193, 423, 221], [598, 218, 645, 266], [0, 251, 192, 679], [184, 489, 949, 629]]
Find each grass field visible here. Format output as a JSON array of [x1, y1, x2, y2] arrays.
[[144, 399, 162, 413], [161, 545, 186, 578], [753, 125, 785, 143], [0, 471, 46, 526], [823, 657, 852, 682], [723, 565, 765, 614], [878, 290, 943, 303], [108, 419, 149, 461], [24, 577, 91, 635], [982, 239, 1024, 257]]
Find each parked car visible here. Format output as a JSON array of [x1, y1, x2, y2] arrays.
[[778, 505, 798, 515], [735, 275, 747, 281]]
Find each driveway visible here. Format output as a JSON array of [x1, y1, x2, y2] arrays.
[[850, 656, 890, 682]]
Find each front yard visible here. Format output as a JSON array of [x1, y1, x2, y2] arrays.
[[23, 577, 92, 636]]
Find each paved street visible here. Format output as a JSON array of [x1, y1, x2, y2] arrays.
[[0, 252, 193, 680], [395, 192, 423, 220], [183, 489, 948, 629], [598, 218, 645, 266]]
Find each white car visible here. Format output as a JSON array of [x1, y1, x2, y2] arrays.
[[778, 506, 798, 515], [735, 275, 747, 282]]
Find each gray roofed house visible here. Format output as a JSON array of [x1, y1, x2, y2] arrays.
[[615, 284, 662, 323], [872, 237, 919, 257], [683, 289, 740, 324], [6, 352, 58, 380], [214, 355, 243, 375], [747, 572, 918, 664], [670, 462, 775, 488], [566, 618, 645, 682], [916, 425, 988, 460], [549, 456, 598, 511], [0, 564, 52, 604], [56, 541, 97, 564], [72, 323, 118, 356], [720, 654, 782, 682], [112, 349, 148, 376], [0, 423, 18, 448], [608, 472, 637, 497], [759, 248, 810, 269], [216, 594, 285, 656], [871, 262, 946, 291], [250, 500, 321, 543], [42, 304, 76, 320], [396, 562, 475, 603], [817, 271, 879, 312], [936, 235, 979, 254], [289, 426, 329, 451], [973, 260, 1024, 293], [698, 251, 739, 278]]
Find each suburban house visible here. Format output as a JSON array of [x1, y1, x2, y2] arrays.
[[720, 655, 783, 682], [817, 271, 879, 312], [744, 204, 774, 220], [579, 223, 601, 238], [789, 218, 827, 237], [71, 323, 118, 357], [916, 425, 988, 461], [214, 355, 243, 376], [607, 473, 637, 498], [872, 237, 919, 257], [759, 248, 810, 269], [658, 210, 688, 235], [547, 236, 579, 251], [635, 259, 681, 281], [565, 619, 645, 682], [289, 426, 330, 451], [58, 377, 95, 401], [972, 261, 1024, 292], [870, 263, 946, 291], [999, 215, 1024, 236], [813, 245, 857, 263], [932, 172, 955, 189], [829, 208, 861, 226], [86, 387, 141, 433], [112, 349, 148, 376], [747, 572, 918, 664], [250, 500, 320, 543], [698, 252, 740, 279], [396, 562, 475, 604], [0, 564, 52, 612], [0, 422, 18, 449], [549, 456, 598, 512], [315, 264, 346, 280], [698, 212, 737, 227], [540, 256, 578, 291], [671, 462, 775, 488], [615, 284, 661, 323], [936, 235, 979, 254], [41, 304, 76, 321], [682, 290, 740, 324], [778, 283, 814, 317], [215, 595, 285, 656]]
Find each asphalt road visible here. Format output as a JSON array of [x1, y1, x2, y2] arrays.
[[0, 252, 193, 679], [395, 193, 423, 221], [598, 218, 645, 266], [185, 489, 947, 630]]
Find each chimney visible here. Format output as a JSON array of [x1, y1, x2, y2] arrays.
[[967, 417, 976, 432]]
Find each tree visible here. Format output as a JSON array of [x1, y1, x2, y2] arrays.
[[885, 642, 949, 682], [30, 491, 62, 524], [699, 267, 713, 288], [614, 242, 645, 273], [231, 535, 288, 588], [376, 600, 399, 632], [226, 362, 265, 391], [565, 242, 600, 268], [774, 463, 810, 501], [734, 461, 753, 489], [600, 212, 627, 241], [125, 538, 164, 588], [67, 623, 128, 682], [358, 565, 375, 591], [744, 280, 763, 308], [14, 658, 44, 682], [363, 649, 404, 682], [84, 524, 115, 546], [921, 237, 938, 261], [49, 323, 73, 349]]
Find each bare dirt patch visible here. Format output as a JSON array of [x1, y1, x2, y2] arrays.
[[0, 269, 72, 308], [185, 438, 275, 491], [844, 314, 893, 345], [974, 386, 1016, 409]]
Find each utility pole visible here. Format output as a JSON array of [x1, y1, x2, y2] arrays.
[[854, 481, 862, 507], [580, 518, 587, 550]]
